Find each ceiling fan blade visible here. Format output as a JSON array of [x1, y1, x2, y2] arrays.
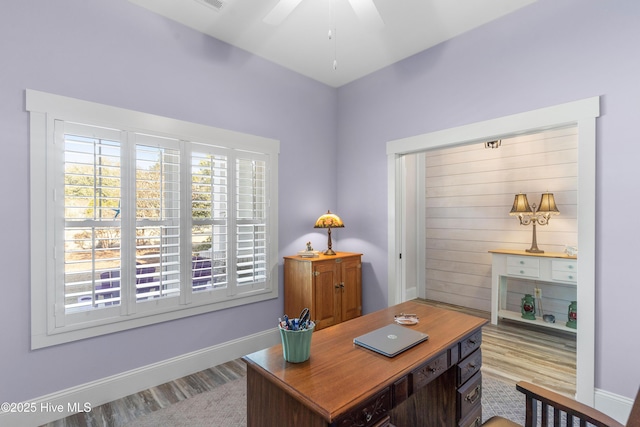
[[263, 0, 304, 25], [347, 0, 385, 30]]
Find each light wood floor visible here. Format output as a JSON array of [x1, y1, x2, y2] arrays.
[[43, 299, 575, 426], [417, 299, 576, 396]]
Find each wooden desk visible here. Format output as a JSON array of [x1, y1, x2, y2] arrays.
[[242, 301, 487, 427]]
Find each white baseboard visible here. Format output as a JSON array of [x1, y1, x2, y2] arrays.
[[595, 387, 635, 425], [1, 327, 280, 427], [405, 286, 417, 301]]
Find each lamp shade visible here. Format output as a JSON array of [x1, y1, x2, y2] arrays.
[[537, 193, 560, 215], [314, 210, 344, 228], [509, 194, 533, 215]]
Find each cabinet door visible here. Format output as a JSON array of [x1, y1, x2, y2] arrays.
[[313, 261, 340, 329], [340, 257, 362, 323]]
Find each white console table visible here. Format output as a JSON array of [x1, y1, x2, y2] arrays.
[[490, 249, 577, 333]]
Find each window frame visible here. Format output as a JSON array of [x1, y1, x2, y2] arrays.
[[27, 89, 279, 349]]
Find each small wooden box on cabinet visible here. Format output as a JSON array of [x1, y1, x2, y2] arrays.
[[284, 252, 362, 330]]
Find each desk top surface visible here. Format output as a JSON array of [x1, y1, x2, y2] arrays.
[[242, 300, 486, 421]]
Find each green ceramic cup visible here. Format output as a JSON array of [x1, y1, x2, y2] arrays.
[[279, 321, 315, 363]]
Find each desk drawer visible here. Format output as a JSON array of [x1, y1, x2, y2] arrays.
[[412, 351, 449, 391], [459, 330, 482, 360], [334, 387, 392, 427], [458, 348, 481, 386], [457, 372, 482, 422], [458, 404, 482, 427], [507, 256, 540, 278]]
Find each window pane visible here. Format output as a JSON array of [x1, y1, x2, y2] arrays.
[[135, 225, 180, 301], [191, 151, 228, 292], [64, 131, 121, 313], [64, 227, 122, 312], [64, 135, 121, 220]]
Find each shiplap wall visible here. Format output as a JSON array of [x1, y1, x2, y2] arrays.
[[424, 127, 578, 314]]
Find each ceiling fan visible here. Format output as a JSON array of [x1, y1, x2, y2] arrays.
[[263, 0, 385, 29]]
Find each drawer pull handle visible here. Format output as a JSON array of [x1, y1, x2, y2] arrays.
[[465, 385, 481, 405], [429, 366, 438, 373], [568, 264, 574, 269], [468, 339, 477, 345], [520, 270, 525, 274], [365, 412, 373, 422], [568, 275, 574, 279], [473, 416, 482, 427]]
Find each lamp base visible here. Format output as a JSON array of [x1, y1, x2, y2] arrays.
[[526, 248, 544, 254], [323, 249, 337, 256], [526, 222, 544, 253]]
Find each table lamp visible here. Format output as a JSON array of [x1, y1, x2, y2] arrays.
[[314, 210, 344, 255], [509, 193, 559, 254]]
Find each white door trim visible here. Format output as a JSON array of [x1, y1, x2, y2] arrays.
[[387, 96, 599, 406]]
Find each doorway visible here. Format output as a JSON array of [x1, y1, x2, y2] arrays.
[[386, 96, 599, 405]]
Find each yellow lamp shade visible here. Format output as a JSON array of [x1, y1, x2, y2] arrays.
[[314, 210, 344, 229]]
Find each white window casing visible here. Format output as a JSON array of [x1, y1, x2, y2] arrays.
[[27, 89, 279, 349]]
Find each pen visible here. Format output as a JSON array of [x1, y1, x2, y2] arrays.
[[283, 314, 293, 330]]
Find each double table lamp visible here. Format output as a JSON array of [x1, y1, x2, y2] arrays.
[[314, 210, 344, 255], [509, 193, 559, 254]]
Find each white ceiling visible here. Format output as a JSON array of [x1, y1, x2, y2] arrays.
[[128, 0, 537, 88]]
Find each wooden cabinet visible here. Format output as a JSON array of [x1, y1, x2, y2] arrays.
[[284, 252, 362, 330]]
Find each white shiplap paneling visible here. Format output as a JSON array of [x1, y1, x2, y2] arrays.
[[424, 127, 577, 312]]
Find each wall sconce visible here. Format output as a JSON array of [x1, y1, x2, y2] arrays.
[[509, 193, 559, 253], [484, 140, 502, 149], [314, 210, 344, 255]]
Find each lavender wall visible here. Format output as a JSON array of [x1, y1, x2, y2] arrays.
[[2, 0, 638, 406], [0, 0, 337, 402], [336, 0, 640, 398]]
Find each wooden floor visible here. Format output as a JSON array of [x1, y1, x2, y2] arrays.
[[42, 359, 247, 427], [43, 299, 575, 426], [417, 299, 576, 397]]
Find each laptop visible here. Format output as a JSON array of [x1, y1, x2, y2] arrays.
[[354, 324, 429, 357]]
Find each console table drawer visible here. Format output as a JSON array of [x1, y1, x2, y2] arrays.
[[334, 387, 392, 427], [457, 348, 482, 386], [506, 256, 540, 278], [412, 351, 449, 391], [552, 260, 577, 283], [457, 372, 482, 422]]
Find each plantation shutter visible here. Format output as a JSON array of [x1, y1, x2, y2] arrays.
[[60, 122, 123, 313], [191, 147, 228, 291], [235, 155, 268, 287], [134, 133, 181, 302]]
